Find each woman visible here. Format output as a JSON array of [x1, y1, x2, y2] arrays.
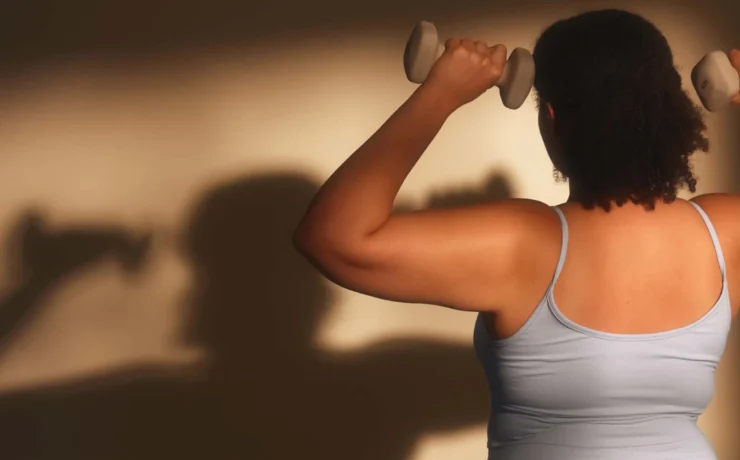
[[294, 9, 740, 460]]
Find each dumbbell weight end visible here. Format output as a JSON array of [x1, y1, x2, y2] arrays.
[[692, 50, 740, 112], [404, 21, 444, 84]]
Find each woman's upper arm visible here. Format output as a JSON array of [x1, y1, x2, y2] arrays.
[[295, 198, 559, 312]]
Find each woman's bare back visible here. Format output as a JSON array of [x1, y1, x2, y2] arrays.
[[487, 196, 740, 340]]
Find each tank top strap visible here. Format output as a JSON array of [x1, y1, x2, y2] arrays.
[[551, 206, 569, 283]]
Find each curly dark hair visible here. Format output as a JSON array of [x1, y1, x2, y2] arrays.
[[533, 9, 709, 211]]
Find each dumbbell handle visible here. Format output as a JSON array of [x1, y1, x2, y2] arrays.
[[404, 21, 534, 110]]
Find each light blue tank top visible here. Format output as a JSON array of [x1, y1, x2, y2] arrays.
[[474, 202, 732, 460]]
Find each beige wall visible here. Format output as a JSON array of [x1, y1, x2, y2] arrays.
[[0, 1, 738, 459]]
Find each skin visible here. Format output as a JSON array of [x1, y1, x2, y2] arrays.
[[294, 43, 740, 338], [733, 49, 740, 105]]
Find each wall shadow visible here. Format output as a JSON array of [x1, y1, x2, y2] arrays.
[[425, 171, 514, 208], [395, 170, 514, 213], [0, 171, 514, 459], [0, 210, 152, 356]]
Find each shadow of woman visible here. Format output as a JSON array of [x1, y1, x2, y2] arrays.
[[180, 173, 494, 459], [0, 171, 513, 460]]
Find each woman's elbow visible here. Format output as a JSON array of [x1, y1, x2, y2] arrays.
[[293, 223, 343, 266], [293, 224, 372, 274], [292, 223, 321, 258]]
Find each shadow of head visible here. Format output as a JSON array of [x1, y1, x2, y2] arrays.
[[182, 173, 331, 365]]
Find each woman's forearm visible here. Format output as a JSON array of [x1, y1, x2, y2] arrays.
[[295, 84, 456, 248]]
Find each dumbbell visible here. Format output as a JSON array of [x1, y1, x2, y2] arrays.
[[692, 51, 740, 112], [403, 21, 535, 110]]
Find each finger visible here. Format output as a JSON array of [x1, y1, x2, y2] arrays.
[[489, 44, 508, 66], [484, 45, 507, 83], [731, 49, 740, 106], [475, 40, 489, 55], [459, 39, 483, 64], [730, 49, 740, 71], [460, 38, 477, 52], [444, 38, 461, 52]]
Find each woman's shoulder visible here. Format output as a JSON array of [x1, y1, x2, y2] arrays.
[[689, 193, 740, 252], [489, 198, 564, 263], [498, 198, 563, 237], [490, 198, 561, 223], [691, 192, 740, 213], [690, 193, 740, 236]]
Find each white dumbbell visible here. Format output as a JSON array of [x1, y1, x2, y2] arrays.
[[403, 21, 535, 110], [692, 51, 740, 112]]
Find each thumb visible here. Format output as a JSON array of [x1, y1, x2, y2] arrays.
[[488, 44, 508, 66], [487, 45, 508, 83]]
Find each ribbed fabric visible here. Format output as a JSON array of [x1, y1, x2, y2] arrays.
[[474, 202, 731, 459]]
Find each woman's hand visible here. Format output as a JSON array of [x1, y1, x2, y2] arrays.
[[422, 39, 508, 111], [731, 49, 740, 106]]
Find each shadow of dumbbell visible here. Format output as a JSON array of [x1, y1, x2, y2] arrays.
[[8, 210, 153, 284]]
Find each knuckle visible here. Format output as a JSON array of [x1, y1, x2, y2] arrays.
[[453, 45, 469, 56]]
